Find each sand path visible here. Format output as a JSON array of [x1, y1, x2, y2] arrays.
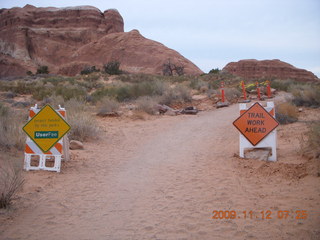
[[1, 104, 319, 239]]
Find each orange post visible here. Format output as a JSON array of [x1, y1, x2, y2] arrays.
[[266, 80, 271, 98], [241, 81, 247, 100], [221, 82, 225, 103], [256, 81, 261, 100]]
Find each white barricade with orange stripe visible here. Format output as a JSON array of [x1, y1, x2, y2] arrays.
[[24, 104, 69, 172], [239, 102, 277, 161]]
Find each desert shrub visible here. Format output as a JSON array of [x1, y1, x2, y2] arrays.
[[0, 103, 25, 150], [15, 81, 34, 95], [0, 160, 24, 208], [104, 61, 122, 75], [32, 86, 52, 101], [90, 87, 118, 103], [225, 87, 241, 102], [189, 78, 208, 91], [129, 81, 166, 98], [81, 66, 99, 75], [290, 85, 320, 107], [117, 73, 157, 83], [43, 95, 65, 109], [162, 59, 184, 76], [36, 65, 49, 74], [102, 80, 167, 102], [97, 97, 120, 116], [65, 100, 101, 142], [207, 80, 221, 90], [43, 77, 66, 86], [55, 85, 87, 101], [136, 96, 160, 115], [160, 85, 191, 105], [115, 85, 132, 101], [270, 79, 292, 92], [275, 102, 298, 124], [305, 121, 320, 159]]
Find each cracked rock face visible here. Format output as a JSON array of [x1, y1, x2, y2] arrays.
[[0, 5, 202, 77], [222, 59, 319, 82]]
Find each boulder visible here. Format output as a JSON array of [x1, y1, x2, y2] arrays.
[[69, 140, 84, 150]]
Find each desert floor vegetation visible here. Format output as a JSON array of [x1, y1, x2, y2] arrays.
[[0, 156, 24, 209], [276, 102, 298, 124]]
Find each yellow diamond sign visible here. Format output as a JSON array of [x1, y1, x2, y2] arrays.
[[23, 105, 71, 153]]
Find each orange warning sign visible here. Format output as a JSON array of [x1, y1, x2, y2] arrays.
[[233, 102, 279, 146]]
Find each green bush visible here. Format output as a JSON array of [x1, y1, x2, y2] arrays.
[[104, 61, 122, 75], [55, 85, 87, 101], [36, 65, 49, 74], [270, 79, 292, 92], [91, 80, 168, 102], [81, 66, 99, 75]]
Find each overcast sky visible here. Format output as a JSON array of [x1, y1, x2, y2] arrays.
[[1, 0, 320, 76]]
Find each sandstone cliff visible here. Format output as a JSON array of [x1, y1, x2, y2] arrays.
[[222, 59, 318, 82], [0, 5, 203, 77]]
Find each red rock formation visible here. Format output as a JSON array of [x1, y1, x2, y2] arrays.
[[222, 59, 318, 82], [0, 5, 202, 77]]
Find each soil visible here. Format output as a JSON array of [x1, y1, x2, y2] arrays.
[[0, 100, 319, 240]]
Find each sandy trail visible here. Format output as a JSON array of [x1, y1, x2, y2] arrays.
[[1, 104, 319, 239]]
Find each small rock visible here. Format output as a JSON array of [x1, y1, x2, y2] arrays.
[[69, 140, 84, 150], [298, 108, 303, 112]]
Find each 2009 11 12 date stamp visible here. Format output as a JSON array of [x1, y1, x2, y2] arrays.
[[212, 210, 308, 220]]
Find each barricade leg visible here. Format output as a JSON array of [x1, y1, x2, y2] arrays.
[[24, 154, 42, 171], [42, 155, 62, 172]]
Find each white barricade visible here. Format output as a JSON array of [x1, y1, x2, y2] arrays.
[[24, 104, 69, 172], [239, 102, 277, 161]]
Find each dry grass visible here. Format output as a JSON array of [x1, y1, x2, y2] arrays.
[[290, 85, 320, 107], [135, 96, 160, 115], [0, 157, 24, 209], [160, 85, 191, 105], [0, 103, 25, 150], [64, 99, 101, 142], [130, 110, 147, 120], [304, 121, 320, 159], [97, 97, 120, 117], [276, 102, 298, 124], [224, 87, 241, 102]]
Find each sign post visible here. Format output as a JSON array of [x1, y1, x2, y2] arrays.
[[233, 102, 279, 161]]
